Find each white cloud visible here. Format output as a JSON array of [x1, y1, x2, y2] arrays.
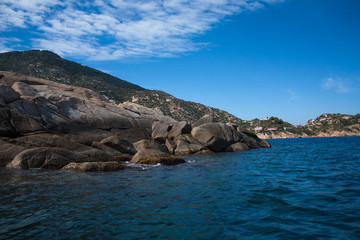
[[322, 77, 351, 93], [0, 0, 285, 60], [287, 89, 297, 102]]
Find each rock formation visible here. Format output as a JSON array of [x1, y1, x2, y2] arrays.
[[0, 71, 270, 171]]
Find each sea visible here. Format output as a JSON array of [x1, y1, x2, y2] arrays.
[[1, 137, 359, 239]]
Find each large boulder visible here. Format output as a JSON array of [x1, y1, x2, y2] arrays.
[[133, 139, 169, 153], [174, 134, 206, 155], [152, 121, 191, 142], [238, 131, 271, 149], [193, 114, 217, 127], [168, 121, 192, 139], [191, 122, 241, 152], [152, 121, 172, 143], [130, 149, 169, 164], [61, 162, 126, 172], [100, 136, 136, 155], [7, 147, 114, 170]]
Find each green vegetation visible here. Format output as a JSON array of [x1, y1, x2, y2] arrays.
[[0, 50, 243, 123]]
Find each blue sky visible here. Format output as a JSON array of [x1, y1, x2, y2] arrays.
[[1, 0, 359, 125]]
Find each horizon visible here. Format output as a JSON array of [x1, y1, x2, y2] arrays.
[[1, 0, 359, 125]]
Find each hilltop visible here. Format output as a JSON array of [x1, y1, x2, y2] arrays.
[[0, 50, 242, 123]]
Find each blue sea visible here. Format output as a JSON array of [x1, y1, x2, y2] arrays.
[[1, 137, 360, 239]]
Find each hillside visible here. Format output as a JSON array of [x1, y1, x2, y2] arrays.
[[250, 114, 360, 139], [0, 50, 243, 123]]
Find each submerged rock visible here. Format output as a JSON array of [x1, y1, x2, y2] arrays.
[[61, 162, 126, 172], [138, 157, 185, 166]]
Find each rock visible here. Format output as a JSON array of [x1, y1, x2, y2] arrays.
[[7, 147, 73, 170], [224, 142, 250, 152], [174, 134, 206, 155], [260, 139, 271, 148], [138, 157, 185, 166], [113, 154, 133, 162], [11, 82, 38, 97], [8, 134, 92, 151], [168, 121, 192, 139], [0, 108, 17, 137], [165, 139, 176, 154], [193, 114, 217, 127], [60, 162, 126, 172], [151, 121, 192, 142], [0, 85, 20, 103], [238, 131, 270, 149], [133, 139, 169, 153], [9, 110, 44, 134], [100, 136, 136, 155], [7, 147, 114, 170], [191, 122, 241, 152], [1, 72, 174, 143], [0, 140, 26, 167], [151, 121, 172, 142], [130, 149, 169, 164], [91, 141, 122, 156]]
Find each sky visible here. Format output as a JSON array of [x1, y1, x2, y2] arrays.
[[1, 0, 359, 125]]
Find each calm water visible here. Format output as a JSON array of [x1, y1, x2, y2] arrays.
[[1, 137, 360, 239]]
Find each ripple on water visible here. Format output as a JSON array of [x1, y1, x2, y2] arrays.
[[0, 137, 360, 239]]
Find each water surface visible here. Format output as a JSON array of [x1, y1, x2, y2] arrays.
[[1, 137, 360, 239]]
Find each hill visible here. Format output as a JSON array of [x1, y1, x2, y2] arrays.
[[249, 114, 360, 139], [0, 50, 243, 123]]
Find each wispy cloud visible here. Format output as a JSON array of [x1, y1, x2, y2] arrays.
[[287, 89, 297, 102], [322, 77, 351, 93], [0, 0, 285, 60]]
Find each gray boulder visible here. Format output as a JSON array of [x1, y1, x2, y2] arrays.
[[168, 121, 192, 139], [133, 139, 169, 153], [174, 134, 206, 155], [152, 121, 191, 142], [152, 121, 172, 142], [193, 114, 217, 127], [238, 131, 271, 149], [130, 149, 169, 164], [191, 122, 241, 152], [7, 147, 114, 170]]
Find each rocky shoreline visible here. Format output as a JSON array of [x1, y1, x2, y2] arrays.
[[0, 71, 270, 172], [257, 131, 360, 139]]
